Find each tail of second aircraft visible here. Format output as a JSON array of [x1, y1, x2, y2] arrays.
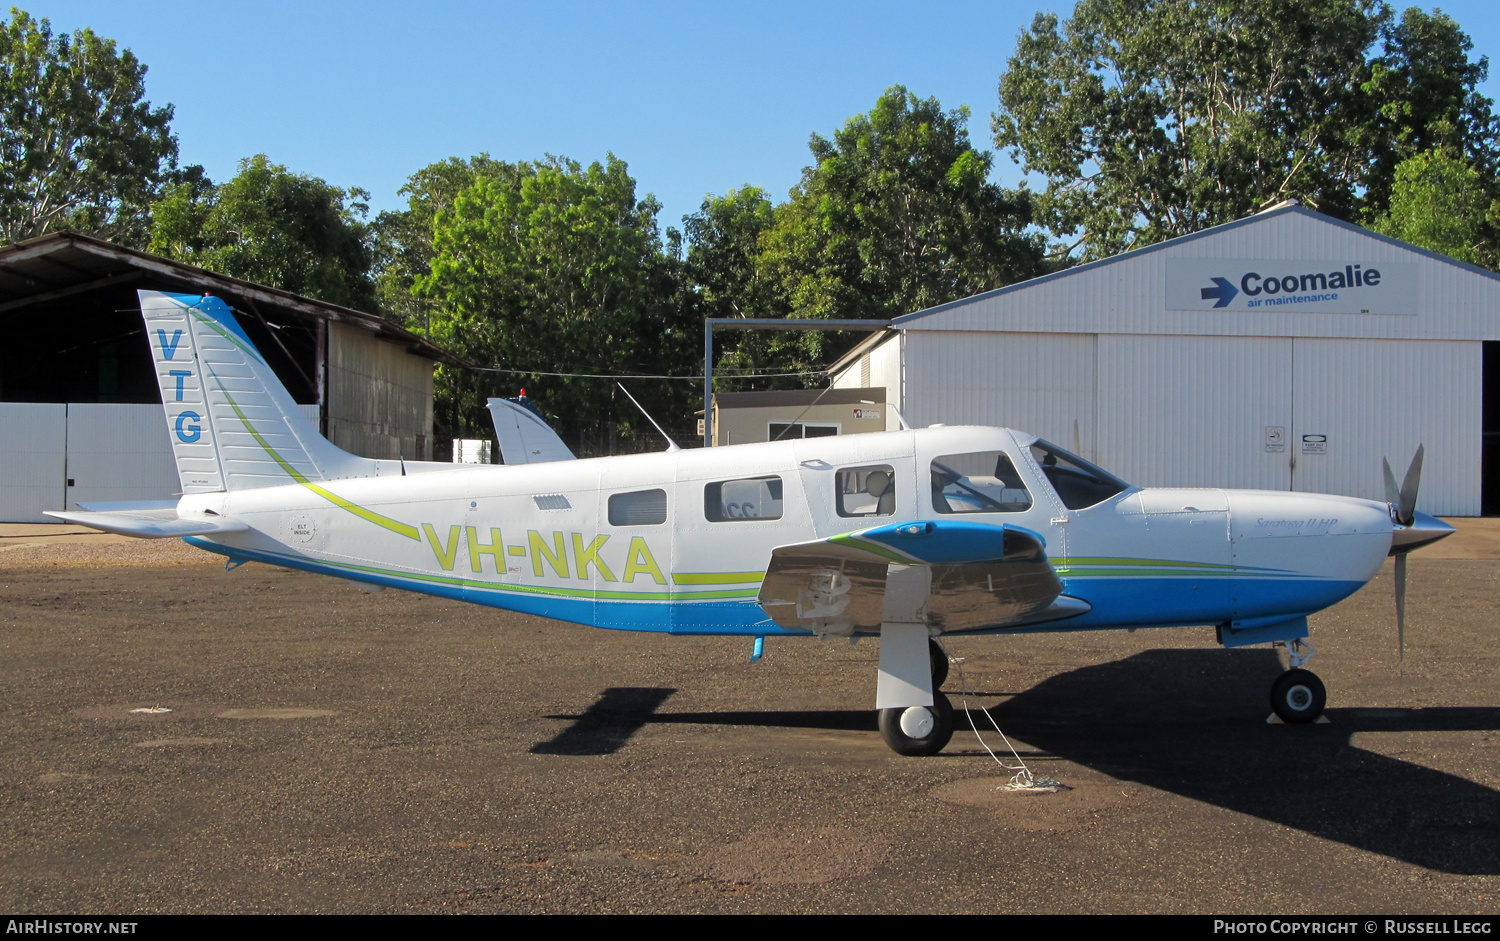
[[142, 289, 378, 493]]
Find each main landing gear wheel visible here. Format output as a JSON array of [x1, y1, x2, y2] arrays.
[[1270, 669, 1327, 723], [879, 691, 955, 756], [930, 638, 950, 688]]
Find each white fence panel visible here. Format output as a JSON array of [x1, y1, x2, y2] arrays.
[[0, 404, 66, 523], [64, 404, 181, 509]]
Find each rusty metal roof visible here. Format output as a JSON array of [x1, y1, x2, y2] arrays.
[[0, 230, 457, 363]]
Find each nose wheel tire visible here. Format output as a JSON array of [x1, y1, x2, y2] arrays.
[[878, 691, 955, 756], [1270, 669, 1327, 723]]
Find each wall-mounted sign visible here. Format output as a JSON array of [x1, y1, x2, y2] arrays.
[[1167, 259, 1417, 315], [1301, 434, 1328, 454], [853, 408, 880, 419], [1265, 426, 1285, 453]]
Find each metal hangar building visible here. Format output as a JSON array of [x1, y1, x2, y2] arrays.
[[830, 202, 1500, 516], [0, 231, 451, 523]]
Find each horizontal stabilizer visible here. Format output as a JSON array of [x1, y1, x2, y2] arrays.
[[76, 500, 180, 515], [44, 509, 249, 539], [757, 520, 1068, 635]]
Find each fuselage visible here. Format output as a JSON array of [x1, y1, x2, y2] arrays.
[[179, 425, 1397, 637]]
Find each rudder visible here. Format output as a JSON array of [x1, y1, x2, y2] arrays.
[[142, 290, 376, 492]]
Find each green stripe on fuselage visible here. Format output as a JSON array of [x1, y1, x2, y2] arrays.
[[210, 370, 420, 542]]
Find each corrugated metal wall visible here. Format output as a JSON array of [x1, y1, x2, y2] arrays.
[[1289, 339, 1477, 515], [64, 405, 179, 509], [891, 332, 1480, 515], [0, 404, 181, 523], [904, 331, 1098, 459], [326, 322, 435, 461], [0, 404, 65, 522], [1097, 335, 1294, 491]]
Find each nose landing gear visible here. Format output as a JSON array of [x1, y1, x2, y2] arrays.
[[1270, 668, 1327, 723], [1270, 638, 1326, 723]]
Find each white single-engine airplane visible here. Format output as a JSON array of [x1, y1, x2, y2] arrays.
[[50, 291, 1456, 755]]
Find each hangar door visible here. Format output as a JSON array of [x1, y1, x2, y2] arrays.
[[1095, 336, 1477, 515], [1096, 336, 1293, 492], [0, 404, 180, 523]]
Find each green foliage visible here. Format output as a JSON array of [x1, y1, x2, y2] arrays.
[[995, 0, 1386, 258], [1372, 149, 1494, 266], [0, 7, 180, 245], [371, 154, 520, 335], [149, 154, 376, 311], [1361, 7, 1500, 218], [682, 186, 776, 321], [995, 1, 1500, 258], [418, 155, 695, 452], [750, 85, 1042, 368]]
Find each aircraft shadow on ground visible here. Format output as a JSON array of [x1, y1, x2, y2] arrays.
[[532, 687, 677, 756], [537, 650, 1500, 874]]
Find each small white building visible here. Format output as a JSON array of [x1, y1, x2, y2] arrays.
[[830, 203, 1500, 516]]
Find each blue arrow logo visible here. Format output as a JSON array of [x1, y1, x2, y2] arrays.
[[1200, 277, 1238, 308]]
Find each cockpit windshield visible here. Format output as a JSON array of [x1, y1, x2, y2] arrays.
[[1029, 440, 1130, 510]]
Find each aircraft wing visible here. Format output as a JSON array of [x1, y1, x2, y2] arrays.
[[756, 519, 1087, 635], [44, 501, 248, 539]]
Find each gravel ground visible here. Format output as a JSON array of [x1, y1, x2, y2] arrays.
[[0, 534, 1496, 914]]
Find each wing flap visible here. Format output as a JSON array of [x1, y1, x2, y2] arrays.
[[44, 509, 249, 539], [757, 520, 1072, 635]]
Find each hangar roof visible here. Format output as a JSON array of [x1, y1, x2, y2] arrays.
[[893, 203, 1500, 341], [0, 230, 455, 362]]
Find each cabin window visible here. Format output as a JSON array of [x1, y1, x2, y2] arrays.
[[705, 476, 784, 521], [1029, 440, 1128, 510], [931, 452, 1033, 514], [836, 464, 897, 517], [608, 489, 667, 526]]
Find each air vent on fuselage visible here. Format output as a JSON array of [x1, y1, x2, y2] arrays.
[[533, 494, 571, 510]]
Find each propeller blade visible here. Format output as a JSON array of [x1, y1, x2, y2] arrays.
[[1398, 445, 1424, 527], [1382, 457, 1401, 510], [1395, 552, 1407, 668]]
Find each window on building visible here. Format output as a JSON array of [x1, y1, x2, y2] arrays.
[[608, 489, 667, 526], [836, 464, 897, 517], [931, 452, 1033, 514], [768, 422, 839, 441], [705, 476, 783, 521]]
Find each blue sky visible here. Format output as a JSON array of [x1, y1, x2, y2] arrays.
[[23, 1, 1500, 232]]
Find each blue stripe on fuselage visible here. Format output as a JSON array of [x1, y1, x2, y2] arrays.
[[1056, 575, 1366, 630]]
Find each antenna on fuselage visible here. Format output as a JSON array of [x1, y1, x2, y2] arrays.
[[617, 383, 681, 452]]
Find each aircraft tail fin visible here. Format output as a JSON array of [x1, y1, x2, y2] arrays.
[[487, 395, 576, 464], [142, 289, 378, 493]]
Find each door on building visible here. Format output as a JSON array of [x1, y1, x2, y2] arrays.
[[0, 404, 178, 523]]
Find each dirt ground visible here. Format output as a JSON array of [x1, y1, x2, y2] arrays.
[[1, 525, 1497, 914]]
